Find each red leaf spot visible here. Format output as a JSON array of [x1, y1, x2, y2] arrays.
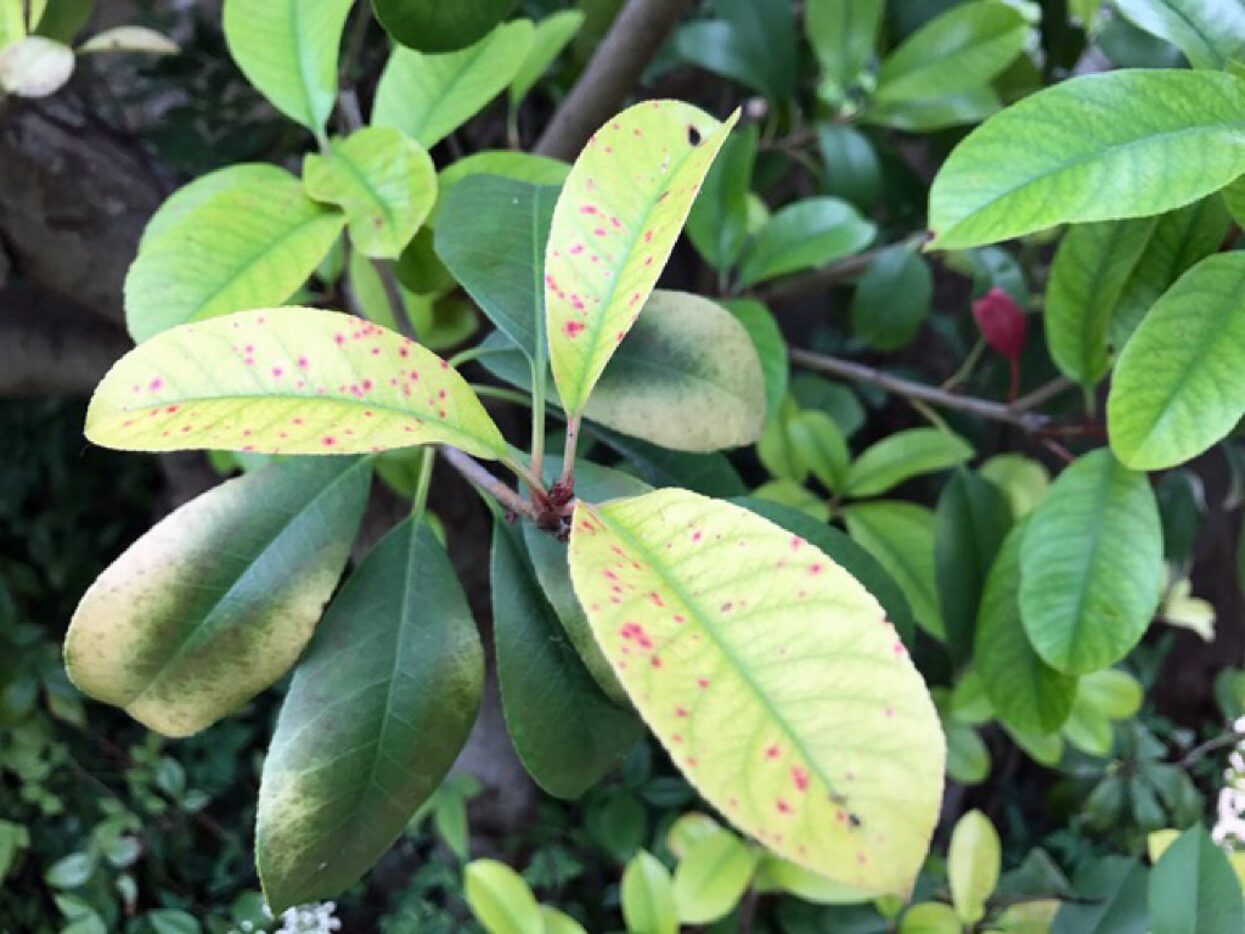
[[148, 378, 164, 392], [564, 321, 585, 338], [792, 767, 809, 792], [765, 744, 781, 761], [321, 436, 337, 447], [776, 799, 793, 815]]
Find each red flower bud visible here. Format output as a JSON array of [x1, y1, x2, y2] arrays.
[[972, 287, 1027, 361]]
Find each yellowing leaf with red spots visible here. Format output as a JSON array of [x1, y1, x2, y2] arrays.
[[567, 489, 945, 897], [86, 307, 508, 460], [545, 100, 740, 416]]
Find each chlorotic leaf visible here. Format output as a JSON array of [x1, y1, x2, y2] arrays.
[[435, 175, 560, 358], [373, 21, 534, 149], [256, 519, 483, 911], [672, 829, 760, 925], [846, 428, 974, 499], [568, 489, 945, 897], [948, 810, 1001, 926], [1019, 449, 1163, 674], [975, 524, 1076, 735], [929, 70, 1245, 250], [0, 35, 73, 96], [900, 902, 962, 933], [621, 851, 679, 934], [87, 307, 508, 460], [579, 290, 766, 452], [1108, 253, 1245, 471], [139, 163, 294, 249], [464, 859, 544, 934], [546, 101, 740, 416], [491, 522, 642, 799], [64, 457, 370, 737], [77, 25, 178, 55], [222, 0, 353, 134], [125, 172, 344, 341], [1045, 218, 1156, 387], [843, 501, 943, 640], [875, 1, 1027, 104], [303, 127, 436, 260], [371, 0, 515, 54]]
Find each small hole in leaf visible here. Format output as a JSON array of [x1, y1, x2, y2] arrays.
[[687, 125, 702, 147]]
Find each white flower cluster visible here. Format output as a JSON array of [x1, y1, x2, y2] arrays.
[[274, 901, 343, 934], [1212, 716, 1245, 849]]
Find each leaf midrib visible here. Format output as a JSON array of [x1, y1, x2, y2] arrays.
[[591, 502, 848, 799]]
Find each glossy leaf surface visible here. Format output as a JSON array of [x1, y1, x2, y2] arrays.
[[371, 0, 515, 53]]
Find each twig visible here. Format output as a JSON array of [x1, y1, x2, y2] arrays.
[[756, 233, 929, 303], [1013, 375, 1075, 412], [1179, 729, 1244, 768], [439, 446, 541, 522], [370, 257, 417, 340], [534, 0, 698, 160], [790, 348, 1052, 432]]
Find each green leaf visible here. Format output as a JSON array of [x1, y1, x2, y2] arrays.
[[674, 0, 798, 102], [509, 9, 584, 104], [1109, 196, 1230, 347], [373, 20, 534, 149], [672, 829, 760, 924], [737, 197, 875, 289], [464, 859, 544, 934], [621, 851, 679, 934], [1053, 857, 1149, 933], [1149, 824, 1244, 933], [65, 457, 370, 736], [0, 0, 24, 47], [125, 171, 344, 341], [1045, 218, 1157, 387], [899, 902, 962, 934], [88, 307, 508, 460], [45, 852, 96, 889], [948, 810, 1000, 925], [139, 163, 293, 249], [491, 522, 641, 798], [1108, 253, 1245, 470], [372, 0, 515, 54], [31, 0, 92, 42], [435, 175, 559, 359], [1019, 448, 1163, 674], [1115, 0, 1245, 70], [875, 1, 1027, 104], [753, 479, 831, 521], [975, 524, 1076, 735], [936, 469, 1013, 668], [945, 719, 991, 784], [687, 125, 758, 272], [928, 69, 1245, 250], [843, 501, 943, 640], [805, 0, 882, 93], [436, 151, 570, 204], [0, 821, 28, 884], [979, 453, 1049, 519], [846, 428, 974, 498], [723, 298, 788, 422], [302, 127, 436, 260], [574, 290, 765, 451], [867, 87, 1002, 132], [540, 907, 587, 934], [255, 519, 482, 911], [818, 123, 882, 211], [787, 410, 850, 494], [1224, 176, 1245, 227], [852, 242, 933, 351], [546, 101, 739, 416], [222, 0, 353, 134], [523, 461, 650, 706], [737, 497, 918, 652], [593, 427, 747, 497], [568, 489, 944, 896]]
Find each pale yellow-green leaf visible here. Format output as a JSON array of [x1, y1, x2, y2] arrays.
[[373, 20, 534, 149], [539, 907, 586, 934], [87, 307, 508, 460], [546, 101, 740, 416], [979, 453, 1049, 519], [990, 898, 1061, 933], [139, 164, 293, 249], [754, 854, 875, 904], [0, 35, 72, 96], [64, 457, 370, 737], [1160, 577, 1215, 641], [899, 902, 962, 934], [78, 25, 178, 54], [620, 850, 678, 934], [568, 489, 945, 897], [665, 812, 721, 860], [948, 809, 1000, 925], [672, 829, 759, 925], [303, 127, 436, 259], [222, 0, 353, 134], [464, 860, 545, 934], [125, 170, 345, 341], [1148, 829, 1181, 864], [0, 0, 24, 48]]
